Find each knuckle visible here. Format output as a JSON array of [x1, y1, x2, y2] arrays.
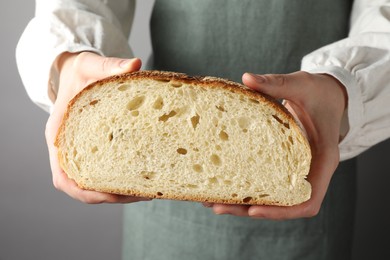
[[274, 74, 287, 86], [299, 71, 315, 85], [80, 192, 105, 204], [45, 119, 52, 139], [73, 52, 89, 67], [101, 57, 118, 73], [71, 55, 83, 72], [304, 205, 320, 217], [79, 195, 98, 204], [52, 176, 61, 191], [101, 57, 111, 73]]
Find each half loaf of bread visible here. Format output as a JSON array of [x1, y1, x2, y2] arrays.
[[55, 70, 311, 206]]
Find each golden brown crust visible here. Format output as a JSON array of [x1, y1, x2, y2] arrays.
[[75, 182, 291, 206]]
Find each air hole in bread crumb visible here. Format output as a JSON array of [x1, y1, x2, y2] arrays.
[[108, 132, 113, 142], [216, 105, 225, 112], [193, 164, 203, 173], [130, 110, 139, 117], [215, 145, 222, 151], [117, 84, 130, 91], [210, 154, 222, 166], [286, 142, 291, 151], [219, 130, 229, 141], [217, 111, 223, 118], [190, 114, 200, 129], [157, 192, 163, 196], [243, 197, 253, 203], [231, 193, 238, 198], [170, 81, 182, 88], [272, 114, 283, 124], [141, 171, 156, 180], [212, 117, 219, 127], [153, 96, 164, 110], [187, 184, 198, 189], [247, 156, 255, 163], [259, 194, 270, 198], [208, 177, 218, 184], [127, 96, 145, 111], [159, 110, 177, 122], [272, 115, 289, 129], [249, 99, 259, 104], [238, 117, 250, 130], [224, 180, 232, 185], [91, 146, 98, 153], [288, 136, 294, 145], [89, 100, 99, 106], [177, 148, 188, 155], [155, 79, 170, 83]]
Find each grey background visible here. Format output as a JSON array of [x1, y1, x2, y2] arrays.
[[0, 1, 389, 259]]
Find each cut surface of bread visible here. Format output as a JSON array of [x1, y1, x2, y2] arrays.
[[55, 71, 312, 206]]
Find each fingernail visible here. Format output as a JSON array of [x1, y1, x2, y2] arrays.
[[215, 210, 230, 216], [119, 59, 132, 68], [249, 73, 266, 83], [248, 207, 264, 218], [202, 202, 213, 208], [138, 197, 153, 201]]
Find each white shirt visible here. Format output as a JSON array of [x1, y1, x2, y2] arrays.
[[16, 0, 390, 161]]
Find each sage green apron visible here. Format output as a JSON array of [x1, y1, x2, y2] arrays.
[[123, 0, 356, 259]]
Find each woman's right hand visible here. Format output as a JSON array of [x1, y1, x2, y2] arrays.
[[45, 52, 150, 203]]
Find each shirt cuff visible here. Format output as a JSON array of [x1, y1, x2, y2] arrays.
[[300, 66, 364, 161]]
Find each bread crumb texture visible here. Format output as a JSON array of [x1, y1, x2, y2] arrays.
[[56, 71, 312, 206]]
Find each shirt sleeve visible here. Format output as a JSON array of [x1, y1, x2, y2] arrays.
[[301, 0, 390, 161], [16, 0, 135, 112]]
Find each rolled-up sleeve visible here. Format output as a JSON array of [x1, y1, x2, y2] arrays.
[[16, 0, 135, 112], [301, 0, 390, 160]]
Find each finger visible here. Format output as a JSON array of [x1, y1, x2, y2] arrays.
[[212, 204, 250, 217], [242, 72, 310, 101], [75, 52, 142, 79], [248, 200, 320, 220], [106, 195, 153, 204]]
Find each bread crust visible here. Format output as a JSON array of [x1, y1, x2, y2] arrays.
[[75, 182, 295, 206], [55, 70, 311, 205]]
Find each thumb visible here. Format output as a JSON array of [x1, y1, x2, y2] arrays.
[[109, 57, 142, 75], [242, 72, 305, 101], [77, 52, 142, 78]]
